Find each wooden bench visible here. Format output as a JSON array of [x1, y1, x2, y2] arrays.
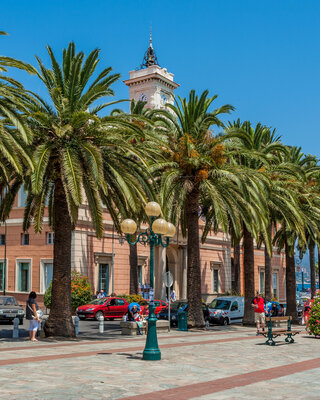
[[260, 316, 300, 346]]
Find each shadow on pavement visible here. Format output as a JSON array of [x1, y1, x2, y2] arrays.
[[117, 352, 143, 360]]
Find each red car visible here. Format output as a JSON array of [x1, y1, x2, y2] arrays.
[[76, 297, 129, 321], [139, 299, 168, 316]]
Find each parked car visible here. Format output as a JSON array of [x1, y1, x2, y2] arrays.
[[139, 299, 168, 317], [0, 296, 24, 324], [158, 301, 209, 326], [158, 301, 187, 326], [76, 297, 129, 321], [208, 296, 244, 325]]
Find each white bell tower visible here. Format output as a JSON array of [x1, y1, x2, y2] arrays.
[[124, 32, 179, 109]]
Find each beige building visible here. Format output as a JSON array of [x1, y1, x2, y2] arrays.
[[0, 36, 286, 306]]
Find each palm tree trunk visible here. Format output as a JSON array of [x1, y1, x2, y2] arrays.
[[186, 188, 205, 328], [242, 225, 255, 325], [309, 240, 316, 299], [284, 240, 298, 323], [318, 246, 320, 294], [264, 224, 273, 301], [44, 177, 75, 337], [129, 241, 138, 294], [233, 242, 240, 294]]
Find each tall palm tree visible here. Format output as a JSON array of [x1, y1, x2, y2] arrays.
[[1, 43, 153, 337], [295, 154, 320, 299], [226, 121, 282, 324], [274, 147, 320, 322], [111, 99, 158, 294], [150, 90, 265, 327], [0, 31, 35, 186]]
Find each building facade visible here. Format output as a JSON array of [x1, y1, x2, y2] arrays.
[[0, 37, 287, 306]]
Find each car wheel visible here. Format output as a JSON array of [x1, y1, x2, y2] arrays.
[[223, 317, 229, 326], [79, 317, 85, 321], [95, 311, 104, 321], [19, 319, 23, 325]]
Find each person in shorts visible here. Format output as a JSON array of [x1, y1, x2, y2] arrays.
[[26, 291, 40, 342], [251, 292, 266, 335]]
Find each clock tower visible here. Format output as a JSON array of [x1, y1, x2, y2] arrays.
[[123, 33, 179, 109]]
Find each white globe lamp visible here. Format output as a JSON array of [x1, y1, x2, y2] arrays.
[[145, 202, 161, 217], [152, 218, 169, 235], [120, 219, 137, 235]]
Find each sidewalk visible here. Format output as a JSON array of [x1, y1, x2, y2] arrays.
[[0, 325, 319, 399]]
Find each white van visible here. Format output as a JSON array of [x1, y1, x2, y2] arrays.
[[208, 296, 244, 325]]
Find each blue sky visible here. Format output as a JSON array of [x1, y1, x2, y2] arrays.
[[1, 0, 320, 155]]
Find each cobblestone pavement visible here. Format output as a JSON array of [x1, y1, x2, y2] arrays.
[[0, 325, 319, 399]]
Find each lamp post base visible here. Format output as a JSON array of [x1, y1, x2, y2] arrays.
[[143, 304, 161, 361]]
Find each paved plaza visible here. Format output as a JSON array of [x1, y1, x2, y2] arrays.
[[0, 324, 319, 399]]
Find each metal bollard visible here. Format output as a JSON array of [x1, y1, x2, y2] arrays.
[[99, 315, 104, 333], [13, 317, 19, 339], [74, 316, 79, 335]]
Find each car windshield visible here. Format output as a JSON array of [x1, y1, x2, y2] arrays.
[[88, 298, 108, 305], [170, 302, 187, 311], [0, 297, 18, 306], [210, 299, 231, 310]]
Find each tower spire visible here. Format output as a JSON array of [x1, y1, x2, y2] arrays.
[[149, 24, 153, 48], [140, 27, 159, 69]]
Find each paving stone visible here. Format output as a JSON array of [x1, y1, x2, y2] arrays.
[[0, 326, 318, 399]]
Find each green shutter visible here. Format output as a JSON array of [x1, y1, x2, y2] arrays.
[[138, 265, 142, 285], [0, 262, 3, 291], [99, 264, 109, 293], [18, 262, 30, 292]]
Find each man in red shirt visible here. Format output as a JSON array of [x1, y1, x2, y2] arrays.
[[251, 292, 266, 335]]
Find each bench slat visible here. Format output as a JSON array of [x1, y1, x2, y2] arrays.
[[260, 330, 300, 336], [265, 316, 291, 322]]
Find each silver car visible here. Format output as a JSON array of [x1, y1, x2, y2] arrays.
[[0, 296, 25, 324]]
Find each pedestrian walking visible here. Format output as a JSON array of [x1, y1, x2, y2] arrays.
[[26, 291, 40, 342], [170, 289, 176, 302], [251, 292, 266, 335]]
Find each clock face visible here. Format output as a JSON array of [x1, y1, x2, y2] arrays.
[[139, 93, 147, 102], [161, 93, 168, 105]]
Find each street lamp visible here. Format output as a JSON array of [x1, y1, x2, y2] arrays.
[[121, 202, 176, 361]]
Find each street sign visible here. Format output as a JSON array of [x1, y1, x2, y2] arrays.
[[163, 271, 173, 288]]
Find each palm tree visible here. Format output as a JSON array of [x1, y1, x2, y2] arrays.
[[150, 90, 262, 327], [0, 31, 35, 187], [226, 121, 283, 324], [309, 239, 316, 298], [3, 43, 154, 337], [274, 147, 320, 322], [111, 99, 157, 294], [295, 155, 320, 299]]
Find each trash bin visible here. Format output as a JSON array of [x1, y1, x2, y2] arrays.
[[177, 310, 188, 331]]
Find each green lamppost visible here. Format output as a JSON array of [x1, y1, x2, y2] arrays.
[[121, 201, 176, 361]]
